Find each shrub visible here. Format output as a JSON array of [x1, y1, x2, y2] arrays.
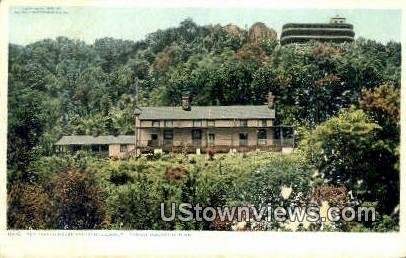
[[109, 170, 134, 185], [107, 175, 163, 229], [206, 148, 216, 160], [7, 183, 52, 229], [165, 166, 188, 181], [300, 108, 399, 214], [239, 154, 312, 208], [53, 169, 110, 229], [311, 185, 347, 207], [146, 152, 163, 161]]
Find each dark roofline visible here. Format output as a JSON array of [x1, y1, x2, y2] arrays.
[[137, 105, 275, 120]]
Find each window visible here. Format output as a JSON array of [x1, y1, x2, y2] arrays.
[[239, 133, 248, 146], [192, 129, 202, 146], [257, 129, 267, 145], [207, 120, 215, 127], [120, 144, 128, 153], [192, 129, 202, 139], [91, 145, 100, 153], [240, 120, 248, 127], [101, 145, 109, 152], [72, 145, 81, 152], [152, 121, 160, 127], [164, 120, 173, 127], [193, 120, 202, 127], [163, 129, 173, 145], [208, 133, 215, 146], [258, 119, 267, 127], [92, 145, 108, 153], [150, 134, 159, 146]]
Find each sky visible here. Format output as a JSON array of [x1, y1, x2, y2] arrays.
[[9, 7, 401, 45]]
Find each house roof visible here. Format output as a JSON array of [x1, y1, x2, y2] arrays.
[[55, 135, 135, 145], [137, 105, 275, 120]]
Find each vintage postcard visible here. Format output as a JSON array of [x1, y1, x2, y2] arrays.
[[0, 0, 405, 257]]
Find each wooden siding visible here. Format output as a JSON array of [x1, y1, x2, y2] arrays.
[[138, 119, 273, 128], [109, 144, 135, 158], [136, 127, 280, 148]]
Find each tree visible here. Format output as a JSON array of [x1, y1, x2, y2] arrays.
[[359, 83, 400, 127], [7, 87, 46, 182], [301, 108, 399, 213], [234, 43, 269, 63], [6, 18, 401, 231], [94, 37, 135, 73], [53, 169, 110, 229]]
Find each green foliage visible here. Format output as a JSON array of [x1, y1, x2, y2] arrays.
[[105, 152, 312, 230], [359, 83, 400, 147], [8, 21, 401, 169], [240, 153, 311, 207], [12, 152, 311, 229], [7, 18, 400, 231], [107, 174, 163, 229], [301, 108, 380, 182], [53, 169, 110, 229], [7, 157, 110, 229], [301, 108, 399, 214], [7, 182, 52, 229], [7, 87, 47, 181]]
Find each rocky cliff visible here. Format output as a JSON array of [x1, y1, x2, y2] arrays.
[[248, 22, 277, 42]]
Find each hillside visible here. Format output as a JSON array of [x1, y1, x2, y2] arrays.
[[7, 18, 401, 231]]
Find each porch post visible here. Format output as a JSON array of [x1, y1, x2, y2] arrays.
[[135, 117, 138, 156], [134, 111, 141, 156]]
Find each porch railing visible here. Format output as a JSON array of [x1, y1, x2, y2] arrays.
[[135, 138, 294, 154]]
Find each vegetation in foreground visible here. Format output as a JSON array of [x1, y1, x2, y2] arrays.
[[8, 108, 399, 231], [7, 19, 400, 231]]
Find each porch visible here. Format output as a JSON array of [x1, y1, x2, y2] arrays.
[[135, 126, 295, 154]]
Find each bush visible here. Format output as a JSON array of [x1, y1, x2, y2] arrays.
[[240, 153, 312, 208], [53, 169, 110, 229], [165, 166, 188, 181], [109, 169, 134, 185], [206, 148, 216, 160], [7, 183, 52, 229], [107, 174, 163, 229], [145, 152, 163, 161], [300, 108, 399, 214], [311, 185, 347, 207]]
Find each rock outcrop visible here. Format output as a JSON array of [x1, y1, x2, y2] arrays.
[[223, 24, 246, 38], [248, 22, 277, 43]]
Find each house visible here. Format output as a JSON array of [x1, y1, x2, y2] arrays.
[[133, 92, 294, 155], [55, 135, 135, 158], [55, 92, 294, 158]]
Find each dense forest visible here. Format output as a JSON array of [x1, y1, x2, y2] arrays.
[[7, 19, 400, 231]]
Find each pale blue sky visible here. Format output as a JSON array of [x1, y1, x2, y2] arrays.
[[9, 7, 401, 45]]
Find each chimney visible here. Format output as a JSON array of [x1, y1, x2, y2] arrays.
[[267, 92, 275, 109], [182, 94, 191, 111]]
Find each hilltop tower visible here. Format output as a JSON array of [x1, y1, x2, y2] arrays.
[[280, 16, 355, 45]]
